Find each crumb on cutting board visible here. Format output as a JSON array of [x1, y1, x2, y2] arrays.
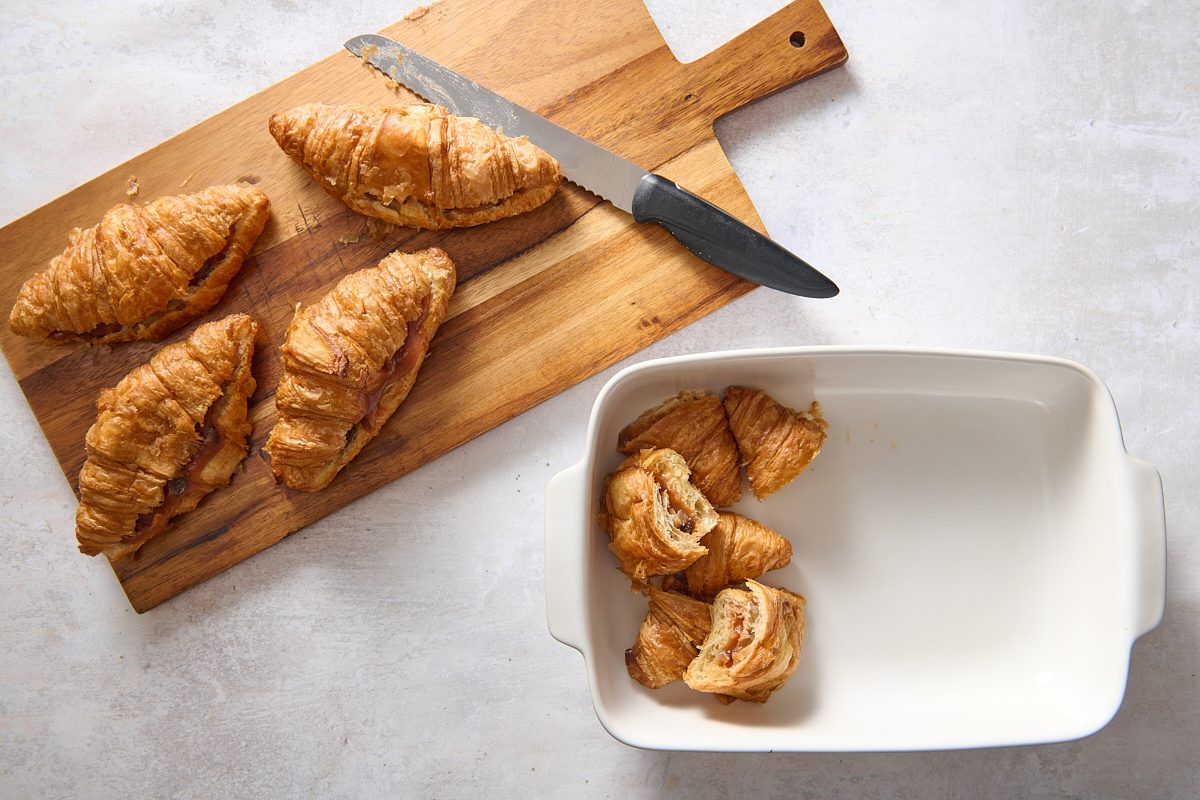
[[366, 217, 401, 241], [405, 4, 433, 21], [179, 171, 196, 188], [338, 227, 366, 245], [125, 175, 139, 198]]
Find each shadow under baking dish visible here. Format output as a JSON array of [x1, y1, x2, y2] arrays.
[[571, 349, 1151, 751]]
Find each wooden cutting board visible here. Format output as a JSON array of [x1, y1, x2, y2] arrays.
[[0, 0, 846, 611]]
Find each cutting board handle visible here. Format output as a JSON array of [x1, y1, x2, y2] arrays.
[[681, 0, 848, 121]]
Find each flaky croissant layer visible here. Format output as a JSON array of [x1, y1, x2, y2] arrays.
[[9, 184, 270, 344], [269, 103, 562, 230]]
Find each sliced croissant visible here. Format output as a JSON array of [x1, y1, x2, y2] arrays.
[[9, 185, 270, 344], [75, 314, 258, 558], [683, 580, 806, 704], [265, 247, 456, 492], [268, 103, 562, 230], [598, 447, 718, 584], [617, 391, 742, 507], [723, 387, 828, 500], [626, 586, 712, 689], [667, 512, 793, 600]]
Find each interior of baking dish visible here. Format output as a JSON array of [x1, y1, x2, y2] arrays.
[[565, 348, 1158, 751]]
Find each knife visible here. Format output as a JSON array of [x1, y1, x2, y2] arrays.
[[345, 33, 838, 298]]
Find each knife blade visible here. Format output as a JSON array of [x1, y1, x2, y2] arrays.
[[345, 33, 839, 298]]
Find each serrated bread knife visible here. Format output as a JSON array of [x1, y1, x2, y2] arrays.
[[345, 33, 838, 298]]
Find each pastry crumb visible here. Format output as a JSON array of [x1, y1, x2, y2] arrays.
[[125, 175, 139, 198], [366, 217, 401, 241], [405, 4, 433, 21], [179, 171, 196, 188], [360, 43, 377, 63], [338, 227, 366, 245]]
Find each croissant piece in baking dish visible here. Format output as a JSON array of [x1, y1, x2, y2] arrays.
[[75, 314, 258, 558], [626, 586, 712, 689], [599, 447, 718, 584], [265, 247, 456, 492], [617, 391, 742, 507], [9, 185, 270, 344], [665, 512, 793, 600], [683, 580, 806, 703], [723, 387, 827, 500], [268, 103, 562, 230]]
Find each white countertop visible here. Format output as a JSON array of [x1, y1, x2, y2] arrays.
[[1, 1, 1196, 796]]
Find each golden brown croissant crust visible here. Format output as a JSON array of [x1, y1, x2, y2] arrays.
[[75, 314, 258, 558], [626, 586, 712, 689], [9, 185, 270, 344], [598, 447, 718, 584], [723, 387, 828, 500], [683, 580, 806, 703], [618, 391, 742, 507], [265, 247, 456, 492], [667, 512, 793, 600], [268, 103, 562, 230]]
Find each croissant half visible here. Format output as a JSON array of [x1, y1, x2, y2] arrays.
[[9, 185, 270, 344], [75, 314, 258, 558], [618, 391, 742, 507], [683, 580, 806, 704], [598, 447, 718, 583], [668, 512, 793, 600], [626, 587, 712, 689], [265, 247, 456, 492], [268, 103, 562, 230], [724, 387, 828, 500]]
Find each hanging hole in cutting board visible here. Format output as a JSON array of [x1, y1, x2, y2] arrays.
[[790, 31, 806, 47]]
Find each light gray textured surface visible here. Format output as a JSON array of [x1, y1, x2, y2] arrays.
[[0, 0, 1196, 796]]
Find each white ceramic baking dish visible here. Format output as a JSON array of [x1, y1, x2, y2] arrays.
[[544, 347, 1166, 751]]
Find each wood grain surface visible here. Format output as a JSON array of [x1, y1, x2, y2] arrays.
[[0, 0, 846, 611]]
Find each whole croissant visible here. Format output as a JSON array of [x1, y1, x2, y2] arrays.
[[76, 314, 258, 558], [8, 184, 270, 344], [268, 103, 562, 230], [265, 247, 456, 492]]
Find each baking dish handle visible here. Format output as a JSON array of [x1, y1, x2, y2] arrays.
[[545, 461, 589, 652], [1129, 456, 1166, 638]]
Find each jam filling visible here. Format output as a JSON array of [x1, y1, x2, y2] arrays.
[[716, 613, 753, 667], [132, 419, 226, 543], [49, 322, 122, 341], [353, 300, 431, 436], [657, 486, 695, 534], [189, 227, 236, 288]]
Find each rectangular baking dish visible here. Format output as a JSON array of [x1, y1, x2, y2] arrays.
[[544, 347, 1166, 751]]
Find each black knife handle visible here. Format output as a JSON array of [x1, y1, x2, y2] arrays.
[[631, 173, 838, 298]]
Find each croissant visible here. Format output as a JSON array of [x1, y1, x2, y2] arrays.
[[598, 448, 718, 583], [683, 580, 806, 703], [617, 391, 742, 507], [9, 185, 270, 344], [626, 586, 712, 689], [665, 512, 793, 600], [265, 247, 456, 492], [268, 103, 562, 230], [723, 387, 828, 500], [75, 314, 258, 558]]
